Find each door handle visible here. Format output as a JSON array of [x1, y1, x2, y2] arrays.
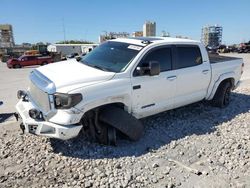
[[167, 76, 177, 81], [202, 70, 209, 74], [133, 85, 141, 90]]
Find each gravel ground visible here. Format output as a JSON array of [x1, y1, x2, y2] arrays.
[[0, 54, 249, 188], [0, 85, 249, 188]]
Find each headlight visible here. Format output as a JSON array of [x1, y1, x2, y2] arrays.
[[54, 93, 82, 109]]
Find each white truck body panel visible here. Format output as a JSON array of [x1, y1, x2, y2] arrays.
[[37, 59, 115, 92], [206, 60, 242, 100], [16, 37, 244, 140]]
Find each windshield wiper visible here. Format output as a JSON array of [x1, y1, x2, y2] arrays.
[[80, 59, 112, 72], [91, 65, 111, 72]]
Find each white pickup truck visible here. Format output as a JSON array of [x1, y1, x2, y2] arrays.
[[16, 37, 244, 145]]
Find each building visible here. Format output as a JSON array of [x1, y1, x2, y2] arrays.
[[0, 24, 15, 48], [47, 43, 98, 56], [132, 31, 143, 37], [201, 25, 223, 49], [99, 32, 130, 43], [143, 21, 156, 37]]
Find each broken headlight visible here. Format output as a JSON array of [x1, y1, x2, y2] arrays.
[[54, 93, 82, 109]]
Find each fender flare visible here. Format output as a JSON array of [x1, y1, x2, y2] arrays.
[[81, 94, 132, 115], [207, 72, 235, 100]]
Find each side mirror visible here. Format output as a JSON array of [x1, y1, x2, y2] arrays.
[[135, 61, 160, 76], [149, 61, 160, 76]]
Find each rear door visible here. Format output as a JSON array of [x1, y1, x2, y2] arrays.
[[172, 45, 211, 108], [131, 45, 176, 118], [28, 56, 37, 65], [22, 56, 37, 66]]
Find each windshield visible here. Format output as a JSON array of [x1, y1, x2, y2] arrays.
[[80, 41, 143, 72]]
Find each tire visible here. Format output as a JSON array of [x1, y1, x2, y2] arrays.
[[81, 106, 144, 145], [13, 64, 21, 68], [211, 81, 232, 108], [81, 110, 117, 145], [99, 106, 144, 141]]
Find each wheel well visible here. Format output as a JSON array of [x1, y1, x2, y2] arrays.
[[80, 102, 126, 143], [219, 78, 235, 88], [83, 102, 125, 116], [97, 102, 125, 111]]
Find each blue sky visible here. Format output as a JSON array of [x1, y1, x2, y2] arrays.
[[1, 0, 249, 44]]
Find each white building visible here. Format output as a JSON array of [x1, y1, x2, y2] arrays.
[[47, 44, 98, 56], [201, 25, 223, 48], [143, 21, 156, 37]]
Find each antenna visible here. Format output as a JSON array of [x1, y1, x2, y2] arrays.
[[62, 18, 66, 43]]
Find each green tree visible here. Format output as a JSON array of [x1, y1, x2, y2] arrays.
[[56, 40, 94, 44]]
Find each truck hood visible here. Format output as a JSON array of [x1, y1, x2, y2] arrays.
[[36, 59, 115, 91]]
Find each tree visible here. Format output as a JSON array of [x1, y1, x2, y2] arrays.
[[56, 40, 94, 44]]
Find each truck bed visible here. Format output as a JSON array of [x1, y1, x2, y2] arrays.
[[209, 54, 242, 64], [207, 53, 243, 100]]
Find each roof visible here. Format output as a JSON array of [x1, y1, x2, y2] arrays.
[[112, 37, 200, 46]]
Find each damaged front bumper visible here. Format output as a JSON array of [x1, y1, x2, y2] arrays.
[[15, 99, 82, 140]]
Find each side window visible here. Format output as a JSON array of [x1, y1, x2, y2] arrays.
[[142, 47, 172, 72], [175, 46, 202, 69], [27, 56, 36, 61]]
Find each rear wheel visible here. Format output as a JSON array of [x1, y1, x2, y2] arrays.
[[211, 81, 232, 108]]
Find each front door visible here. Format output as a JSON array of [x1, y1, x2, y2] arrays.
[[131, 46, 176, 118]]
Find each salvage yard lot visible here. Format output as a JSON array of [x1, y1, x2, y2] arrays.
[[0, 54, 250, 187]]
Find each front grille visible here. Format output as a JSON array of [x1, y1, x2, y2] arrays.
[[29, 81, 51, 112]]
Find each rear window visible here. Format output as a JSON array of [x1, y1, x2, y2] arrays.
[[175, 46, 202, 69]]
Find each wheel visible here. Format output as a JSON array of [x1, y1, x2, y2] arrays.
[[107, 126, 117, 145], [211, 81, 232, 108], [13, 64, 21, 68], [81, 110, 117, 145], [99, 106, 144, 141], [81, 106, 144, 145]]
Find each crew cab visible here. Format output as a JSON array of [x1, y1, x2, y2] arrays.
[[15, 37, 244, 145], [7, 55, 53, 68]]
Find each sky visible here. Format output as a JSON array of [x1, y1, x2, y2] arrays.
[[0, 0, 249, 45]]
